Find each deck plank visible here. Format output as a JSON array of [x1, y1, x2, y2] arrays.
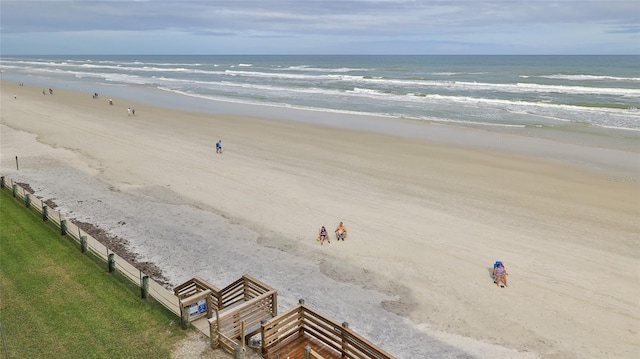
[[266, 332, 342, 359]]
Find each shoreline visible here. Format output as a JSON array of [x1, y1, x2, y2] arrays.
[[1, 79, 638, 359], [3, 76, 639, 172]]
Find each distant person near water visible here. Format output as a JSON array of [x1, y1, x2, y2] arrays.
[[216, 140, 223, 154]]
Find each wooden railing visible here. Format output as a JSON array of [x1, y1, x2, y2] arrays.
[[305, 346, 325, 359], [209, 290, 278, 353], [175, 274, 278, 353], [174, 276, 221, 302], [219, 274, 277, 310], [174, 274, 277, 326], [261, 302, 395, 359], [174, 277, 220, 324]]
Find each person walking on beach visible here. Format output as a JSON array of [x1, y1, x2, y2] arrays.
[[493, 263, 508, 287], [335, 221, 347, 241], [127, 107, 131, 116], [318, 226, 329, 245], [216, 140, 223, 154]]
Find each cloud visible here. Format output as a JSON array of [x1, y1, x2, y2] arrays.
[[1, 0, 638, 54]]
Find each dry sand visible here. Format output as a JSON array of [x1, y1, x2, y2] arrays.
[[1, 81, 638, 359]]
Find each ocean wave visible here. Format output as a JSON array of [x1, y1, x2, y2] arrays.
[[285, 65, 369, 72], [414, 117, 526, 128], [156, 86, 398, 118], [533, 74, 640, 82], [5, 56, 638, 132], [1, 58, 204, 68], [5, 58, 638, 98]]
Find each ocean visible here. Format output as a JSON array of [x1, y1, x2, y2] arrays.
[[2, 55, 639, 136]]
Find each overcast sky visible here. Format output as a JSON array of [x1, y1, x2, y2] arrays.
[[1, 0, 638, 55]]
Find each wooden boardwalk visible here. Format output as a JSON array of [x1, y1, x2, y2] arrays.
[[264, 332, 341, 359], [260, 301, 395, 359]]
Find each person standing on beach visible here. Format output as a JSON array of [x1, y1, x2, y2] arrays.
[[216, 140, 223, 154], [127, 108, 131, 116]]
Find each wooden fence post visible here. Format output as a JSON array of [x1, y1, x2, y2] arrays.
[[234, 344, 246, 359], [12, 184, 17, 197], [25, 193, 31, 208], [241, 320, 246, 349], [80, 235, 87, 253], [341, 322, 349, 357], [180, 303, 189, 329], [243, 277, 249, 301], [141, 276, 149, 299], [42, 205, 48, 221], [206, 294, 213, 319], [212, 307, 221, 346], [304, 345, 312, 359], [0, 176, 5, 189], [272, 291, 278, 316], [260, 319, 268, 355], [108, 253, 115, 273], [60, 219, 67, 236]]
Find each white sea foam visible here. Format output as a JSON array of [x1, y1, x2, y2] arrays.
[[4, 55, 638, 132], [536, 74, 640, 82], [286, 65, 369, 72]]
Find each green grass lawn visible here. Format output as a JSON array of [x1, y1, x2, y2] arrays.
[[0, 188, 187, 358]]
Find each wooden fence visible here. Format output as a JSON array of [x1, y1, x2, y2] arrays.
[[0, 175, 181, 316]]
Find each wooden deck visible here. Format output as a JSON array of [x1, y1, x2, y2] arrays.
[[260, 302, 395, 359], [265, 332, 341, 359]]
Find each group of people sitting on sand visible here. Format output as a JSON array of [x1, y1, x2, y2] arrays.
[[317, 222, 347, 245]]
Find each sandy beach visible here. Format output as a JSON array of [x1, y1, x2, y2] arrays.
[[1, 80, 638, 359]]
